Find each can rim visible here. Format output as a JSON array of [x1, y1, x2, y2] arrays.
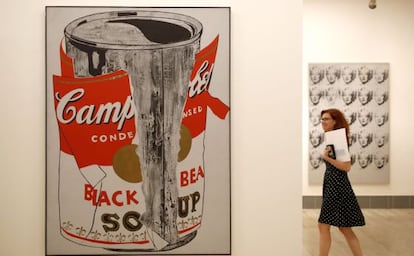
[[64, 10, 203, 50]]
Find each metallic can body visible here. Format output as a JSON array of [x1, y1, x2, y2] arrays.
[[59, 10, 202, 251]]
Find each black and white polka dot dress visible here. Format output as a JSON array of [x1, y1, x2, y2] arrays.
[[318, 161, 365, 227]]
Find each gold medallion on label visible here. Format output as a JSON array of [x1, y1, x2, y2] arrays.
[[178, 125, 192, 162], [113, 144, 142, 183]]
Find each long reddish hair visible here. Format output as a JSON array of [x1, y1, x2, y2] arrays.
[[321, 108, 350, 146]]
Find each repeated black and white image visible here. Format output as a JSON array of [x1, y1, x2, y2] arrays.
[[308, 63, 390, 184]]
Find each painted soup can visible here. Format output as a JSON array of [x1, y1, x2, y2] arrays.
[[55, 10, 203, 251]]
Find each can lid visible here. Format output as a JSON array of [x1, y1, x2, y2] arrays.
[[65, 10, 203, 50]]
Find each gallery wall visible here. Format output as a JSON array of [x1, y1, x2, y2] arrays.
[[0, 0, 302, 256], [303, 0, 414, 195]]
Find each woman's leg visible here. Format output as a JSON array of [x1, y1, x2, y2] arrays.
[[318, 222, 331, 256], [338, 227, 363, 256]]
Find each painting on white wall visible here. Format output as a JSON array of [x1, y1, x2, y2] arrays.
[[308, 63, 390, 184], [46, 6, 230, 255]]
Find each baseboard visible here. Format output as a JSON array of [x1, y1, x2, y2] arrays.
[[303, 195, 414, 209]]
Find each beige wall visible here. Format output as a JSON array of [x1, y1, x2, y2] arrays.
[[303, 0, 414, 196], [1, 0, 302, 255]]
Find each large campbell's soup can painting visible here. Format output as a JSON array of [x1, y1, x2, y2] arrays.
[[46, 7, 230, 255]]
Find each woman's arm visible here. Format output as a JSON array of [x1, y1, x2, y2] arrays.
[[322, 146, 351, 172]]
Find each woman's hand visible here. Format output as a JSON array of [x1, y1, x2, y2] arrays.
[[322, 146, 332, 161], [322, 145, 351, 172]]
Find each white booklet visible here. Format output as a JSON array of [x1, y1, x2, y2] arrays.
[[324, 128, 351, 161]]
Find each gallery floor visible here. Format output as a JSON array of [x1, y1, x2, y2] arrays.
[[303, 209, 414, 256]]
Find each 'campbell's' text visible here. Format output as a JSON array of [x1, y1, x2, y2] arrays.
[[55, 88, 135, 130]]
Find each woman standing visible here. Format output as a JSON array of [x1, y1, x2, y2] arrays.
[[318, 108, 365, 256]]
